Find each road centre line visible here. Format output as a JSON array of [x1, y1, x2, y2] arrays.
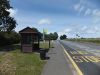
[[60, 44, 84, 75]]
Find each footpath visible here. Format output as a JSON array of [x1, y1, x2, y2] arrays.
[[41, 41, 75, 75]]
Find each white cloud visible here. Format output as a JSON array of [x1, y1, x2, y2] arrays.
[[58, 32, 64, 36], [64, 28, 71, 33], [7, 9, 18, 17], [91, 9, 100, 23], [81, 26, 87, 30], [58, 28, 72, 36], [92, 9, 100, 17], [86, 30, 95, 34], [58, 25, 100, 38], [84, 8, 91, 16], [85, 26, 100, 34], [79, 6, 85, 13], [74, 3, 81, 11], [74, 0, 85, 13], [73, 0, 100, 18], [37, 19, 51, 25], [93, 18, 100, 23], [94, 26, 100, 31]]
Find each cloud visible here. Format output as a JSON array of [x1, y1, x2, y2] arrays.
[[73, 0, 100, 18], [86, 30, 95, 34], [81, 26, 87, 31], [93, 18, 100, 23], [7, 9, 18, 17], [93, 26, 100, 32], [74, 3, 81, 11], [84, 8, 91, 16], [58, 25, 100, 38], [85, 26, 100, 34], [64, 28, 71, 33], [74, 4, 84, 12], [79, 6, 85, 13], [92, 9, 100, 17], [74, 0, 85, 13], [58, 32, 64, 36], [58, 28, 72, 36], [91, 9, 100, 23], [37, 19, 51, 25], [74, 1, 100, 24]]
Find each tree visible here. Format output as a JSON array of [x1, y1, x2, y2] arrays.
[[49, 33, 54, 40], [43, 32, 58, 40], [32, 27, 43, 40], [54, 32, 58, 40], [60, 34, 67, 40], [0, 0, 18, 46], [48, 32, 58, 40], [76, 34, 80, 38], [0, 31, 20, 46], [32, 27, 39, 32], [63, 35, 67, 39], [0, 0, 17, 32]]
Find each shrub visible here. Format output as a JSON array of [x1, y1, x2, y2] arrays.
[[0, 31, 20, 46]]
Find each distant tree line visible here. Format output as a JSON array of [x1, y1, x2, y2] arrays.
[[41, 32, 58, 40], [60, 34, 67, 40]]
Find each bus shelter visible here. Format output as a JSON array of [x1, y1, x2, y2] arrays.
[[19, 27, 40, 52]]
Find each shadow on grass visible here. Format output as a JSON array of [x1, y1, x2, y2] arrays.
[[0, 44, 21, 52]]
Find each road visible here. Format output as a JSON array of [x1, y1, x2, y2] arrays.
[[59, 40, 100, 75]]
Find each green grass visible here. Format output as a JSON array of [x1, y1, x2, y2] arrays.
[[13, 50, 46, 75], [0, 41, 54, 75], [0, 50, 46, 75], [40, 41, 54, 49]]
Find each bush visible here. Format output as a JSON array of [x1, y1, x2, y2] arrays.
[[0, 31, 20, 46]]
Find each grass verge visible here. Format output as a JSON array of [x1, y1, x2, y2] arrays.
[[0, 41, 54, 75], [66, 38, 100, 44], [0, 49, 46, 75], [40, 41, 54, 49]]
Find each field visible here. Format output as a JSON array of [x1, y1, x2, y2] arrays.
[[66, 38, 100, 44]]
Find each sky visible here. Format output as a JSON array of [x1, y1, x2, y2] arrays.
[[9, 0, 100, 38]]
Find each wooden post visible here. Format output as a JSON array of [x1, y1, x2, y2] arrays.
[[49, 39, 50, 48]]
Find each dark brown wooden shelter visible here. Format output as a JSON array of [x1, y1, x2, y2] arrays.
[[19, 27, 40, 52]]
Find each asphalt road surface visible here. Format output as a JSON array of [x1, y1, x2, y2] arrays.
[[59, 40, 100, 75]]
